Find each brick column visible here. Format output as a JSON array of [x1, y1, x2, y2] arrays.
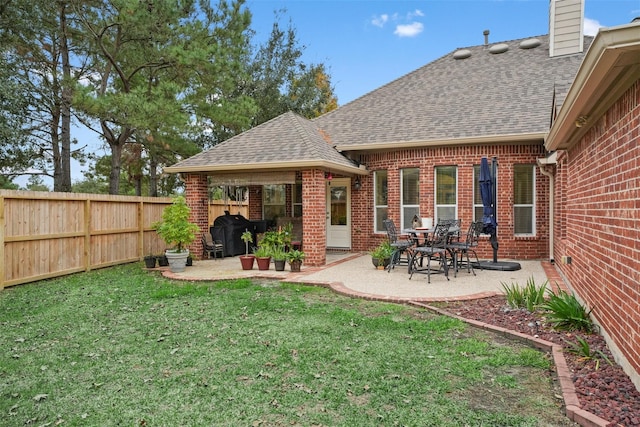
[[183, 173, 208, 259], [302, 169, 326, 266]]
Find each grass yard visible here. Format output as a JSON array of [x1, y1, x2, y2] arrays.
[[0, 264, 573, 426]]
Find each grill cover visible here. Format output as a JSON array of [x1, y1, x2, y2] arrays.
[[212, 212, 252, 256]]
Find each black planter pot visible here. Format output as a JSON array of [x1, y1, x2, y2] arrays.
[[186, 256, 193, 267], [274, 259, 286, 271], [157, 255, 169, 267], [144, 256, 157, 269]]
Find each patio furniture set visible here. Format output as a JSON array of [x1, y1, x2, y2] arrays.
[[383, 219, 485, 283]]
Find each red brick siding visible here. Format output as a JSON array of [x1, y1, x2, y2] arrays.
[[352, 144, 549, 258], [183, 173, 208, 259], [554, 79, 640, 386], [301, 169, 326, 266]]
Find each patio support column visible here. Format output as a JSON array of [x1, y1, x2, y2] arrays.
[[183, 173, 208, 259], [302, 169, 326, 266]]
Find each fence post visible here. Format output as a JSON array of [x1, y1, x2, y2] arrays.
[[0, 196, 5, 290], [138, 201, 144, 260], [84, 199, 91, 272]]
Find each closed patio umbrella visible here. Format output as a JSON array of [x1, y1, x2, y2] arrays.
[[477, 157, 521, 271], [479, 157, 498, 262]]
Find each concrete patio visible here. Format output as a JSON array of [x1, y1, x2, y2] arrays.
[[161, 252, 563, 303]]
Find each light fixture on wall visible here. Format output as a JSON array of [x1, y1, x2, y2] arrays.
[[354, 177, 361, 190], [325, 171, 333, 181]]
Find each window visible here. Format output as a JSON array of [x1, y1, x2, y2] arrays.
[[473, 165, 483, 222], [292, 181, 302, 217], [374, 170, 388, 233], [513, 164, 535, 235], [263, 184, 286, 222], [401, 168, 420, 229], [435, 166, 457, 222]]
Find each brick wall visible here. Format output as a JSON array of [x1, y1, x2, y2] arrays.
[[183, 173, 208, 259], [352, 144, 549, 258], [301, 169, 326, 266], [554, 79, 640, 388]]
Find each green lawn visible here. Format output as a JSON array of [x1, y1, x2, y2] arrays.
[[0, 264, 572, 426]]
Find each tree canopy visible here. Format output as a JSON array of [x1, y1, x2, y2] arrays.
[[0, 1, 337, 195]]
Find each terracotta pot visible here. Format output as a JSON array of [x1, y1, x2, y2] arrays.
[[256, 256, 271, 271], [240, 255, 255, 270]]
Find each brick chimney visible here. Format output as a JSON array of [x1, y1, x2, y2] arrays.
[[549, 0, 585, 57]]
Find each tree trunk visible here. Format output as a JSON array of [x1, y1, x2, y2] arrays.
[[149, 156, 158, 197], [58, 3, 72, 192]]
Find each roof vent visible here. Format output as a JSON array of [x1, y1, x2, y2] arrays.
[[489, 43, 509, 54], [453, 49, 472, 60], [519, 38, 541, 49]]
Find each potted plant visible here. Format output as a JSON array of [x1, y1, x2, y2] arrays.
[[240, 230, 255, 270], [143, 253, 157, 269], [156, 254, 169, 267], [253, 245, 272, 270], [370, 240, 394, 270], [272, 245, 287, 271], [286, 249, 305, 272], [152, 196, 199, 273]]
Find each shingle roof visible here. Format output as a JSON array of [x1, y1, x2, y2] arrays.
[[165, 111, 360, 173], [315, 35, 590, 148], [167, 34, 591, 173]]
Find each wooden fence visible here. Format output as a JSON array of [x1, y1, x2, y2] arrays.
[[0, 191, 250, 289], [0, 190, 172, 289]]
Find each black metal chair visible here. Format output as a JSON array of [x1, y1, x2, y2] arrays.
[[382, 219, 414, 272], [447, 220, 484, 277], [202, 230, 225, 259], [408, 222, 450, 283]]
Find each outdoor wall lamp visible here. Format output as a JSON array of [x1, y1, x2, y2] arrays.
[[354, 177, 361, 190], [325, 171, 333, 181]]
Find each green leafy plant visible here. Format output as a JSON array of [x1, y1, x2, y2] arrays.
[[564, 336, 612, 370], [541, 288, 594, 332], [271, 245, 287, 261], [253, 245, 271, 258], [240, 230, 253, 256], [370, 240, 394, 261], [286, 249, 305, 263], [152, 196, 199, 253], [501, 277, 547, 312]]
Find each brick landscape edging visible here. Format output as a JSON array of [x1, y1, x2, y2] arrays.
[[408, 301, 610, 427]]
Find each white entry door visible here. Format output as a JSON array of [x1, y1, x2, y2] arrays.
[[326, 178, 351, 248]]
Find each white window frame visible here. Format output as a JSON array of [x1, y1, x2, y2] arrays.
[[434, 166, 458, 223], [292, 181, 302, 217], [373, 170, 388, 234], [513, 164, 536, 236], [400, 168, 420, 229]]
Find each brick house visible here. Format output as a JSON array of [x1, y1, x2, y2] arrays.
[[165, 2, 640, 387]]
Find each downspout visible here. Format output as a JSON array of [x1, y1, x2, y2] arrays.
[[537, 154, 556, 263]]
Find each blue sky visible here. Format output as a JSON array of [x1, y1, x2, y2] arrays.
[[246, 0, 640, 105], [18, 0, 640, 188]]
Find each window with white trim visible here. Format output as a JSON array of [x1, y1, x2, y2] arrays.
[[435, 166, 457, 222], [513, 164, 535, 235], [473, 165, 483, 222], [263, 184, 286, 222], [292, 181, 302, 217], [374, 170, 388, 233], [401, 168, 420, 229]]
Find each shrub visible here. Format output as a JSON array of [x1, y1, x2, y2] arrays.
[[541, 288, 594, 332], [501, 276, 547, 312], [564, 336, 612, 370]]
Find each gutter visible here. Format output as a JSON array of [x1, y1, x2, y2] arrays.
[[537, 153, 557, 263]]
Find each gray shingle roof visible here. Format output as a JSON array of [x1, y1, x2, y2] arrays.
[[315, 35, 590, 148], [167, 34, 591, 173], [165, 111, 360, 173]]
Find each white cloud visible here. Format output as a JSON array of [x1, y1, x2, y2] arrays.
[[583, 17, 602, 36], [408, 9, 424, 19], [394, 22, 424, 37], [372, 14, 389, 28]]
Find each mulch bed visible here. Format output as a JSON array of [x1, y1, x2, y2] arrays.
[[435, 295, 640, 427]]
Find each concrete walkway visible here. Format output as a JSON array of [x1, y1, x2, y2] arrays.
[[163, 252, 560, 302]]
